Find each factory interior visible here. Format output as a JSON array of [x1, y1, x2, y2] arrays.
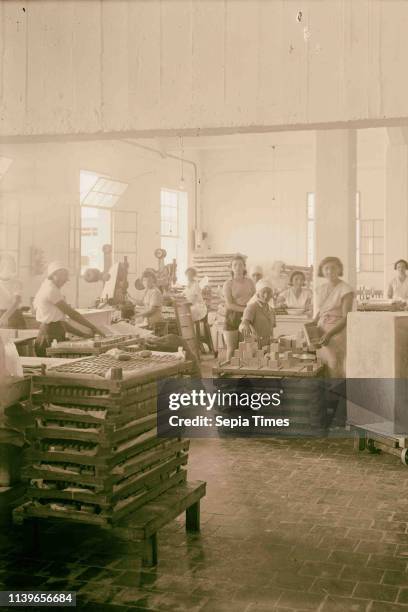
[[2, 2, 408, 611]]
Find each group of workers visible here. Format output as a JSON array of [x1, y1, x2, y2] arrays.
[[222, 255, 354, 378], [2, 251, 408, 378]]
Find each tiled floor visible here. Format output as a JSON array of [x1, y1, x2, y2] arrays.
[[1, 436, 408, 611]]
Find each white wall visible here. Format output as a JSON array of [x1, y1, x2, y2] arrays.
[[0, 140, 197, 307], [200, 141, 314, 276], [200, 129, 387, 290], [2, 1, 408, 138]]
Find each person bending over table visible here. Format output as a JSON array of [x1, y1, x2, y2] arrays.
[[223, 255, 255, 361], [33, 262, 106, 357]]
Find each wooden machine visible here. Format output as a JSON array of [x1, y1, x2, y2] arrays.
[[135, 248, 177, 293], [83, 244, 130, 310]]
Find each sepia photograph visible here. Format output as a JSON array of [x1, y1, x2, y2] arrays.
[[1, 1, 408, 610]]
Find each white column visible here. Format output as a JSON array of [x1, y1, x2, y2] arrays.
[[314, 130, 357, 287], [385, 128, 408, 290]]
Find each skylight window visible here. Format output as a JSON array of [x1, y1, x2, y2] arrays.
[[80, 171, 128, 208]]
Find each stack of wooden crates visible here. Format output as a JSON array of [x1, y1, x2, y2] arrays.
[[15, 352, 191, 527]]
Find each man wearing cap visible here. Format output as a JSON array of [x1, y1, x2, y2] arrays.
[[239, 279, 276, 348], [33, 262, 105, 357]]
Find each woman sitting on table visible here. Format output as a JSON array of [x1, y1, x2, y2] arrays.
[[136, 270, 163, 329], [223, 255, 255, 360], [239, 280, 275, 348], [387, 259, 408, 301], [33, 262, 106, 357], [0, 254, 25, 329], [276, 271, 312, 315], [314, 256, 354, 379]]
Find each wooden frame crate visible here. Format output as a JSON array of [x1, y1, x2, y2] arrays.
[[15, 353, 193, 527]]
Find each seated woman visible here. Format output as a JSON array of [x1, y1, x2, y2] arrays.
[[135, 270, 163, 329], [0, 254, 25, 329], [223, 255, 255, 360], [314, 256, 354, 379], [276, 270, 312, 315], [387, 259, 408, 302], [239, 280, 276, 348]]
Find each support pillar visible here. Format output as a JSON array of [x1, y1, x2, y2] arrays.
[[314, 130, 357, 288], [385, 128, 408, 290]]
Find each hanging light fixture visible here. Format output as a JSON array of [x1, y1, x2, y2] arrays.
[[179, 136, 185, 190]]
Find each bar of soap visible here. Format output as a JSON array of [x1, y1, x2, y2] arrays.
[[139, 350, 152, 358]]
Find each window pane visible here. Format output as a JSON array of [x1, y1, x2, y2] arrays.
[[361, 237, 372, 254], [361, 220, 373, 237], [81, 206, 111, 273], [80, 171, 128, 208], [373, 219, 384, 236], [360, 254, 373, 272], [373, 255, 384, 272], [373, 236, 384, 254]]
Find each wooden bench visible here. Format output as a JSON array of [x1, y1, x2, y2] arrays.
[[113, 480, 206, 566], [13, 480, 206, 567]]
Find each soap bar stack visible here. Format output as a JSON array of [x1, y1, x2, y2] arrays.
[[20, 353, 191, 527], [224, 337, 320, 373], [45, 335, 139, 359]]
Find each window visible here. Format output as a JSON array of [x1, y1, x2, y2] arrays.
[[80, 171, 128, 208], [359, 219, 384, 272], [79, 171, 128, 273], [160, 189, 188, 282]]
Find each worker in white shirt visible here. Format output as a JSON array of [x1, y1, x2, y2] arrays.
[[0, 254, 25, 329], [184, 268, 207, 323], [33, 262, 105, 357]]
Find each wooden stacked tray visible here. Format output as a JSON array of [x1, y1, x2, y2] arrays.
[[357, 301, 406, 312], [19, 352, 191, 527], [192, 253, 247, 287], [45, 334, 141, 358]]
